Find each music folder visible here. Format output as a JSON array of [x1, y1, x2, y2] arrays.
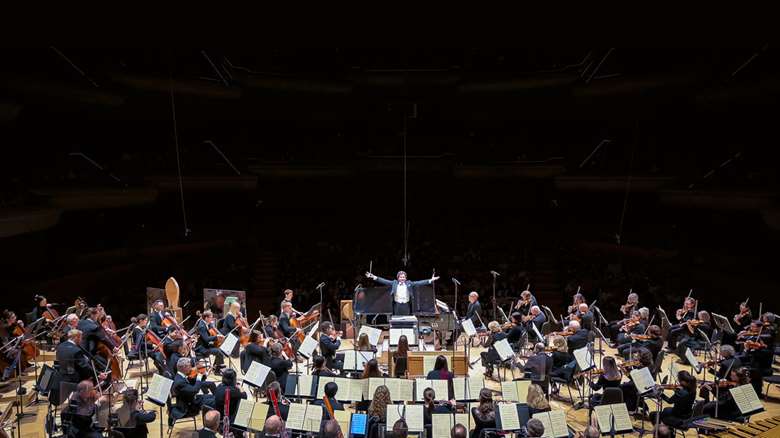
[[593, 403, 633, 435], [729, 384, 765, 416], [532, 410, 569, 438], [284, 374, 316, 398], [145, 374, 173, 407], [494, 402, 531, 432]]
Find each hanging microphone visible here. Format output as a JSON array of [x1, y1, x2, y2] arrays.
[[451, 278, 461, 286], [317, 282, 326, 289], [490, 270, 501, 277]]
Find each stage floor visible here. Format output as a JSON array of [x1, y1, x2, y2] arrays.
[[5, 338, 780, 437]]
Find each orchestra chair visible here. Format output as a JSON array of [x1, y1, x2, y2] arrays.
[[651, 351, 666, 382], [166, 396, 198, 437], [366, 415, 383, 438], [477, 428, 501, 438], [762, 374, 780, 398], [540, 321, 552, 336], [600, 387, 623, 405], [550, 368, 577, 405]]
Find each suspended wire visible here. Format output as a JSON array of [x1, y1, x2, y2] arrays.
[[169, 73, 190, 237], [617, 122, 638, 246], [403, 113, 408, 266]]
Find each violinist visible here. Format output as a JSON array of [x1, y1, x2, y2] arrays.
[[523, 306, 547, 341], [572, 303, 593, 331], [312, 355, 336, 377], [116, 388, 156, 438], [480, 321, 507, 377], [651, 370, 697, 429], [515, 290, 538, 316], [620, 347, 655, 412], [548, 335, 573, 381], [268, 342, 293, 392], [172, 358, 213, 418], [163, 327, 185, 377], [149, 300, 166, 337], [675, 311, 713, 363], [195, 311, 226, 373], [243, 331, 270, 373], [588, 356, 623, 407], [77, 307, 117, 357], [504, 312, 526, 347], [733, 301, 752, 330], [319, 321, 342, 370], [567, 292, 586, 315], [700, 367, 750, 420], [524, 343, 553, 389], [565, 320, 589, 354], [614, 310, 645, 348], [607, 292, 639, 341], [1, 310, 23, 381], [465, 292, 483, 327], [667, 297, 696, 350], [709, 345, 742, 380], [618, 325, 663, 361]]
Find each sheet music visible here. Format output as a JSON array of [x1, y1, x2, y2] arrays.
[[453, 378, 467, 400], [455, 413, 471, 431], [497, 403, 521, 430], [298, 335, 318, 359], [304, 404, 323, 432], [390, 328, 416, 345], [416, 379, 449, 401], [386, 404, 404, 432], [423, 355, 438, 374], [334, 410, 350, 436], [146, 373, 173, 405], [573, 346, 594, 371], [532, 410, 568, 438], [358, 325, 382, 346], [234, 399, 254, 429], [343, 350, 374, 370], [333, 377, 353, 401], [468, 378, 484, 400], [219, 333, 239, 356], [286, 403, 307, 430], [494, 338, 514, 361], [432, 413, 453, 438], [384, 378, 401, 400], [629, 367, 656, 394], [368, 378, 384, 401], [250, 403, 268, 431], [386, 404, 423, 432], [397, 379, 415, 402], [316, 376, 337, 399], [461, 319, 477, 337], [243, 361, 271, 388], [347, 378, 368, 401], [500, 380, 529, 403], [234, 400, 267, 431], [594, 404, 632, 433], [296, 374, 315, 398], [685, 348, 701, 371], [306, 322, 320, 337], [730, 384, 764, 414]]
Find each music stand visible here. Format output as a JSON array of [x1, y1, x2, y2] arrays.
[[711, 313, 734, 336]]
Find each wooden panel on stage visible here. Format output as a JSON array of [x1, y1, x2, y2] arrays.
[[407, 351, 468, 377], [354, 287, 393, 314]]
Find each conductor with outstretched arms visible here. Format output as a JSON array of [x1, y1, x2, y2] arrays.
[[365, 270, 439, 316]]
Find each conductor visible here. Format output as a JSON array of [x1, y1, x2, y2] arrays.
[[365, 270, 439, 316]]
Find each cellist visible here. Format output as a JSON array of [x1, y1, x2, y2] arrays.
[[278, 301, 302, 347], [0, 310, 23, 381], [195, 311, 226, 374]]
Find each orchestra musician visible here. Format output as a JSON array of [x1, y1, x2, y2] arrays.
[[132, 314, 167, 376], [278, 301, 301, 347], [54, 329, 107, 399], [319, 321, 342, 370], [504, 312, 526, 347], [0, 311, 23, 381], [564, 320, 589, 354], [268, 342, 293, 392], [212, 368, 247, 434], [195, 311, 226, 373], [524, 343, 553, 389], [613, 310, 645, 348], [464, 292, 482, 327], [667, 297, 696, 350], [312, 355, 336, 377], [675, 311, 713, 363], [567, 293, 586, 315], [115, 388, 156, 437], [570, 303, 593, 331], [618, 325, 663, 361], [651, 370, 697, 429], [515, 289, 538, 315], [523, 306, 546, 341], [282, 289, 303, 316], [242, 331, 270, 373], [620, 347, 655, 412], [171, 358, 214, 419], [78, 307, 117, 357], [699, 367, 750, 420], [365, 270, 439, 316], [149, 300, 166, 337], [480, 321, 506, 377], [264, 314, 280, 339], [607, 292, 639, 341], [548, 335, 573, 381], [588, 356, 623, 407], [733, 301, 752, 330]]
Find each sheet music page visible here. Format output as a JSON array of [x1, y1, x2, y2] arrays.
[[573, 346, 594, 371], [219, 333, 239, 356], [358, 325, 382, 346], [532, 412, 554, 438], [385, 378, 403, 400], [343, 351, 355, 370], [415, 379, 431, 401], [233, 399, 254, 428], [730, 384, 764, 414], [494, 339, 514, 361], [334, 410, 350, 436], [405, 404, 425, 432], [146, 374, 173, 405], [547, 410, 569, 437], [398, 379, 415, 402], [250, 403, 268, 431], [385, 404, 404, 431], [351, 378, 369, 401], [432, 413, 453, 438], [468, 378, 484, 400], [304, 404, 323, 432], [455, 413, 471, 431], [593, 405, 613, 432], [306, 322, 319, 337], [500, 381, 519, 402], [297, 374, 315, 398], [332, 377, 352, 401], [461, 319, 477, 337], [431, 380, 449, 401], [629, 367, 656, 394], [368, 378, 384, 401], [243, 361, 271, 388], [453, 378, 467, 400], [357, 351, 374, 369], [285, 403, 307, 430], [610, 403, 633, 432], [298, 335, 318, 359], [497, 403, 521, 430], [684, 348, 700, 371], [316, 376, 336, 399], [424, 355, 437, 374], [515, 380, 530, 403]]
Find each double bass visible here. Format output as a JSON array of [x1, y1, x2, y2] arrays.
[[290, 307, 320, 343]]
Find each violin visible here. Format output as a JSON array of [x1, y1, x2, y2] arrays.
[[549, 327, 576, 337], [743, 340, 766, 351], [188, 360, 209, 379], [620, 302, 635, 315], [630, 334, 653, 341], [619, 360, 641, 371]]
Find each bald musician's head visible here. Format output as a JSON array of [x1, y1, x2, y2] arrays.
[[568, 320, 581, 331], [264, 415, 283, 434], [203, 410, 220, 431], [530, 306, 541, 315], [321, 419, 341, 438], [578, 303, 588, 313], [451, 424, 468, 438]]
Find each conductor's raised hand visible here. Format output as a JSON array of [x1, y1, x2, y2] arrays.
[[365, 272, 377, 280], [430, 275, 440, 282]]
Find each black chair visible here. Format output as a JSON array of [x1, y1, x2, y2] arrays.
[[763, 374, 780, 397], [601, 387, 624, 405], [166, 396, 198, 437], [652, 351, 666, 381], [541, 321, 552, 336]]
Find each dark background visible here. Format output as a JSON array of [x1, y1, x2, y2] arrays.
[[1, 48, 777, 326]]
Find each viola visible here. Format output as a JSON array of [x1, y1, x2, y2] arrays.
[[188, 361, 209, 379]]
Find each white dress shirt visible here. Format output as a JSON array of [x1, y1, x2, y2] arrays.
[[395, 282, 409, 303]]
